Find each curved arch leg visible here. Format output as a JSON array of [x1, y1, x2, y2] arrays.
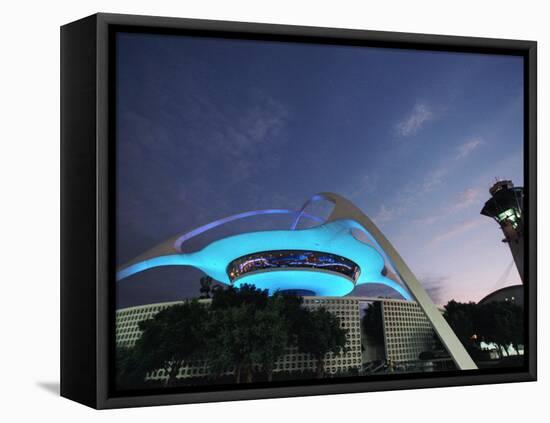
[[319, 192, 478, 371]]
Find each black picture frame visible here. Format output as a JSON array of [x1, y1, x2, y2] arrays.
[[60, 12, 537, 409]]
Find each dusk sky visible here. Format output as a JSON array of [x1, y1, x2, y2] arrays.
[[116, 32, 524, 309]]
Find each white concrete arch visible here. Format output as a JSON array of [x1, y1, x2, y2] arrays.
[[316, 192, 477, 370]]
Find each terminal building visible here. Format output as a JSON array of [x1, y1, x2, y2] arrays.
[[116, 296, 438, 381], [116, 192, 477, 370], [478, 285, 524, 309], [379, 298, 436, 363]]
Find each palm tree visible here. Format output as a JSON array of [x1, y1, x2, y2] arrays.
[[199, 276, 213, 299]]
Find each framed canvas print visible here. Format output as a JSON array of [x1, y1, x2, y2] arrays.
[[60, 13, 537, 409]]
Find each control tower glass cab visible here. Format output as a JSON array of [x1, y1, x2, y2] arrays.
[[480, 180, 525, 282]]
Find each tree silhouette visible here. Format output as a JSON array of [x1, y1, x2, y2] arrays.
[[295, 307, 348, 378], [132, 300, 210, 386], [118, 283, 348, 386], [206, 284, 291, 383], [115, 347, 145, 389], [443, 299, 524, 360], [443, 300, 477, 346], [474, 301, 524, 357], [362, 301, 384, 344], [361, 301, 386, 362], [199, 276, 213, 299]]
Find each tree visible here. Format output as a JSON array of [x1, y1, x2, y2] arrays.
[[443, 300, 477, 346], [443, 299, 524, 360], [278, 292, 306, 341], [474, 301, 524, 357], [119, 283, 350, 386], [252, 294, 292, 381], [115, 347, 145, 389], [133, 300, 210, 386], [207, 303, 259, 383], [206, 284, 290, 383], [295, 307, 348, 378], [362, 301, 384, 344], [361, 301, 386, 362], [507, 304, 524, 354], [210, 283, 269, 310], [206, 286, 349, 381]]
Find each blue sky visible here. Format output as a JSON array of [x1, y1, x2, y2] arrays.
[[116, 32, 524, 308]]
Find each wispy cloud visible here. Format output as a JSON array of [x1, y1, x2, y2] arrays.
[[373, 204, 403, 223], [187, 92, 290, 183], [414, 188, 482, 226], [372, 162, 448, 224], [419, 275, 449, 305], [377, 152, 483, 225], [396, 103, 434, 137], [117, 86, 291, 257], [429, 217, 484, 246], [415, 188, 482, 225], [349, 174, 378, 201], [239, 97, 289, 147], [456, 137, 483, 159], [419, 137, 483, 194], [420, 166, 449, 193], [413, 214, 441, 226], [454, 188, 480, 209]]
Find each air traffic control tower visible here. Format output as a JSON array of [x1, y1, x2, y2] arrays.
[[480, 180, 525, 283]]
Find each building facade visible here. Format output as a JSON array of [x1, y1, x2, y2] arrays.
[[380, 298, 436, 363], [478, 285, 524, 309], [116, 296, 438, 380], [281, 297, 363, 375]]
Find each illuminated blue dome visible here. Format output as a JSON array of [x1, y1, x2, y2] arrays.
[[117, 217, 410, 299]]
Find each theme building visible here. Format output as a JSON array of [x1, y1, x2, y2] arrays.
[[116, 192, 476, 369]]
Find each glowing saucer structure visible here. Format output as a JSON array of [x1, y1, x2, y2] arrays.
[[117, 192, 477, 370]]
